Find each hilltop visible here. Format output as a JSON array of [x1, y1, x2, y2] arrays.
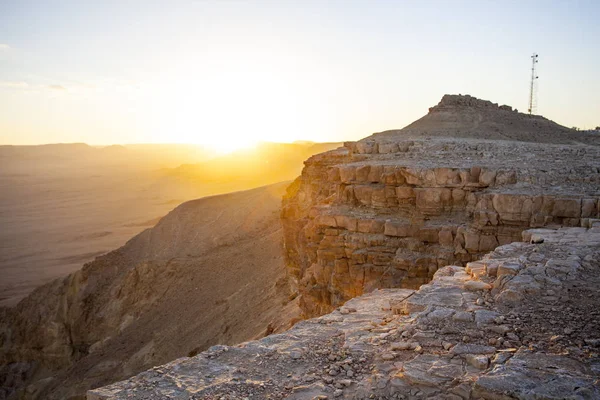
[[374, 94, 598, 145]]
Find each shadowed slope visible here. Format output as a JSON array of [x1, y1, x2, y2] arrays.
[[0, 182, 299, 400]]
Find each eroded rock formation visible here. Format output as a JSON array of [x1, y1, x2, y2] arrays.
[[87, 226, 600, 399], [282, 95, 600, 317]]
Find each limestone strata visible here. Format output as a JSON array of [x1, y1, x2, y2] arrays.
[[88, 227, 600, 399], [282, 96, 600, 317]]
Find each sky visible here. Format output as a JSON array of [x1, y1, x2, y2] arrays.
[[0, 0, 599, 151]]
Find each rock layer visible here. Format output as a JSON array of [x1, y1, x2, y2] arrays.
[[282, 95, 600, 317], [88, 226, 600, 399]]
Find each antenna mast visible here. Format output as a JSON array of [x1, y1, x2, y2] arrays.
[[528, 53, 539, 114]]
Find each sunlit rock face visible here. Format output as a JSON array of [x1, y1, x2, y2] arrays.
[[282, 94, 600, 318]]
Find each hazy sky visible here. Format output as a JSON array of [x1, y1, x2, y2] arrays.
[[1, 1, 599, 150]]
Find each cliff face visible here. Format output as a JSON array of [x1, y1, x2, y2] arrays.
[[282, 95, 600, 318], [0, 183, 299, 400], [88, 226, 600, 399]]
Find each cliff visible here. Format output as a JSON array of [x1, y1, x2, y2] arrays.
[[87, 94, 600, 399], [0, 183, 300, 399], [282, 94, 600, 317], [88, 226, 600, 399]]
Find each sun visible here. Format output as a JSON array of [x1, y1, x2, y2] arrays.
[[204, 138, 258, 154], [163, 129, 258, 154], [142, 65, 308, 153]]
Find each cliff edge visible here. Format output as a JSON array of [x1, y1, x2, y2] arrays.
[[282, 94, 600, 317], [88, 226, 600, 399]]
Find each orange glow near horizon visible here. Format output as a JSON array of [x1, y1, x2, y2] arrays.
[[131, 66, 321, 153], [1, 2, 599, 147], [196, 138, 258, 154]]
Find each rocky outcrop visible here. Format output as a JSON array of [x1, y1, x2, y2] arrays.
[[0, 183, 299, 400], [282, 95, 600, 317], [87, 226, 600, 399], [378, 94, 598, 145]]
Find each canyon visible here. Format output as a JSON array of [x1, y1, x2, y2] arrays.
[[0, 183, 299, 399], [0, 141, 340, 307], [2, 94, 600, 400]]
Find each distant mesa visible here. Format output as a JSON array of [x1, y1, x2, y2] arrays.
[[99, 144, 127, 152]]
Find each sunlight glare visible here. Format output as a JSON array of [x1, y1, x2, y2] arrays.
[[140, 57, 312, 152], [205, 137, 257, 154]]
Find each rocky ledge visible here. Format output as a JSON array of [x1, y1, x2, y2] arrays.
[[282, 95, 600, 317], [88, 226, 600, 399]]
